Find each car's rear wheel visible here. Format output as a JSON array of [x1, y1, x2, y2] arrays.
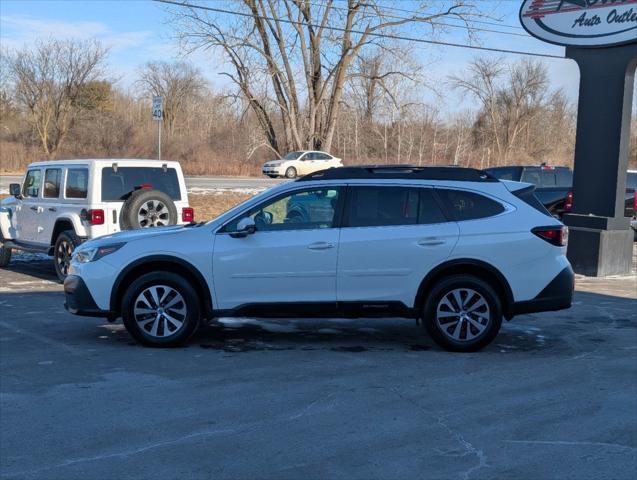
[[122, 272, 201, 347], [285, 167, 297, 179], [54, 230, 80, 282], [422, 275, 502, 352]]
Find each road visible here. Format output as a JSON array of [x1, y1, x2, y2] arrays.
[[0, 175, 285, 194], [1, 255, 636, 479]]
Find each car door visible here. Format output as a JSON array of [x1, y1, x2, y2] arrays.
[[337, 185, 459, 307], [212, 186, 343, 311], [39, 167, 63, 244], [298, 152, 318, 175], [17, 168, 43, 244]]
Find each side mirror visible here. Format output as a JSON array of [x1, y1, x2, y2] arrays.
[[9, 184, 21, 197], [230, 217, 256, 238]]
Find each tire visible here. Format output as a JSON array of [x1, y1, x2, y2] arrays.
[[120, 189, 178, 230], [285, 167, 297, 179], [122, 272, 201, 347], [54, 230, 81, 282], [0, 233, 11, 268], [422, 274, 502, 352]]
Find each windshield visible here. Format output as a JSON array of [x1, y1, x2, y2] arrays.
[[282, 151, 304, 160]]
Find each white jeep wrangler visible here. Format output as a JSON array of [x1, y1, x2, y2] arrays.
[[0, 159, 192, 281]]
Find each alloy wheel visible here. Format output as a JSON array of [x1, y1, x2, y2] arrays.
[[55, 240, 73, 276], [133, 285, 187, 338], [436, 288, 490, 343], [138, 200, 170, 227]]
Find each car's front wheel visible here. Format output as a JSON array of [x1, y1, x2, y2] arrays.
[[285, 166, 297, 179], [422, 275, 502, 352], [122, 272, 201, 347]]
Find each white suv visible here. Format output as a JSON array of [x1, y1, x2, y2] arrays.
[[0, 159, 192, 281], [262, 151, 342, 178], [64, 166, 573, 352]]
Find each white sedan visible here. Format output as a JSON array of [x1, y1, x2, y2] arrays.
[[262, 151, 342, 178]]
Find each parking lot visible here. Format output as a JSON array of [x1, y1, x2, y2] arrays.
[[1, 252, 636, 480]]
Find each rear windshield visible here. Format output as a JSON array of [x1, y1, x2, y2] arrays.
[[101, 167, 181, 201], [485, 167, 522, 181]]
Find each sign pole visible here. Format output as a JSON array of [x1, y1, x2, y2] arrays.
[[158, 119, 162, 161], [519, 0, 637, 276], [152, 95, 164, 161]]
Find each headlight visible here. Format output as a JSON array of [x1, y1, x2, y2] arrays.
[[74, 243, 125, 263]]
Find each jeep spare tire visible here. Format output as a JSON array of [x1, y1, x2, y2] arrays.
[[121, 189, 178, 229]]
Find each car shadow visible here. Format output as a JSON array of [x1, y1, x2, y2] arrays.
[[4, 252, 58, 282]]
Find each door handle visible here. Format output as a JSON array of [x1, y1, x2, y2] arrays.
[[48, 207, 57, 212], [29, 206, 38, 212], [307, 242, 335, 250], [417, 238, 445, 246]]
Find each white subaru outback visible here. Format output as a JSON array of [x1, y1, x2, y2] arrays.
[[0, 159, 193, 281], [63, 166, 573, 352]]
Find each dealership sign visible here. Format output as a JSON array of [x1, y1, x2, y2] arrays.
[[520, 0, 637, 47]]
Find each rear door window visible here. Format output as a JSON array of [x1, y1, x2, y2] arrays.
[[43, 168, 61, 198], [436, 189, 505, 221], [22, 169, 42, 198], [66, 168, 89, 199], [626, 172, 637, 190], [101, 167, 181, 201], [345, 187, 420, 227]]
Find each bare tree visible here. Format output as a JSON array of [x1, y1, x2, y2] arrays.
[[451, 57, 553, 164], [137, 61, 207, 135], [6, 38, 108, 157], [170, 0, 479, 156]]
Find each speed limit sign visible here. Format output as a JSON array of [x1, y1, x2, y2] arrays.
[[152, 96, 163, 121]]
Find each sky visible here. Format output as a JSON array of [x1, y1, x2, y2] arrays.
[[0, 0, 584, 115]]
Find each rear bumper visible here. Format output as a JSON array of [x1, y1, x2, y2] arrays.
[[509, 265, 574, 317], [64, 275, 116, 318]]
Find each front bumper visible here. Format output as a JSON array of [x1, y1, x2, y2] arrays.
[[262, 166, 282, 176], [508, 265, 574, 317], [64, 275, 116, 318]]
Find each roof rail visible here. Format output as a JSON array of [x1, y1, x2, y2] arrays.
[[297, 165, 497, 182]]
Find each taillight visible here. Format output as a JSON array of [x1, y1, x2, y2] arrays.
[[182, 207, 194, 223], [633, 191, 636, 212], [87, 209, 105, 225], [564, 191, 573, 212], [532, 226, 568, 247]]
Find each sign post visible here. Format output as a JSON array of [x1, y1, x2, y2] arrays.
[[520, 0, 637, 276], [152, 96, 163, 161]]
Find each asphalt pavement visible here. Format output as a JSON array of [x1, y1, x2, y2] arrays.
[[0, 253, 636, 479]]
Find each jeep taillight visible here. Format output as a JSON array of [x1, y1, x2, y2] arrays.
[[88, 209, 104, 225], [182, 207, 194, 223], [564, 191, 573, 212], [532, 226, 568, 247]]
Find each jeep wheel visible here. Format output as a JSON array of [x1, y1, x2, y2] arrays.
[[0, 233, 11, 268], [54, 230, 80, 282], [122, 272, 201, 347], [121, 189, 178, 230], [285, 167, 297, 179], [422, 275, 502, 352]]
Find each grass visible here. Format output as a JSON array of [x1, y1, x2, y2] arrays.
[[188, 192, 254, 222]]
